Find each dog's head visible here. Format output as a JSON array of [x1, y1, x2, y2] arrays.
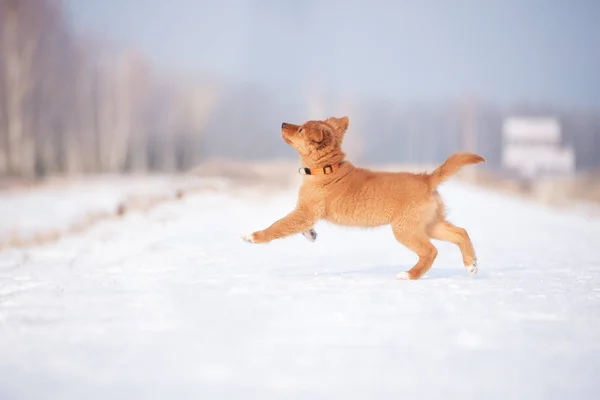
[[281, 116, 349, 165]]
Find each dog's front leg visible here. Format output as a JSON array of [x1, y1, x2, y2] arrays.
[[301, 229, 317, 242], [244, 208, 317, 244]]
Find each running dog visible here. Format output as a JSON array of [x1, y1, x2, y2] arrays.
[[243, 116, 485, 280]]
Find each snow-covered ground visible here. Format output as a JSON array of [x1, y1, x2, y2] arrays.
[[0, 174, 220, 244], [1, 179, 599, 399]]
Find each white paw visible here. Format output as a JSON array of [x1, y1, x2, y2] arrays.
[[242, 233, 256, 243], [397, 272, 410, 280], [302, 229, 317, 242], [466, 262, 478, 276]]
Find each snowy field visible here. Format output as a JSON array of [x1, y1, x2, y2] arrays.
[[0, 174, 221, 245], [1, 179, 600, 399]]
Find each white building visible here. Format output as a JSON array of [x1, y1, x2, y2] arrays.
[[502, 117, 576, 178]]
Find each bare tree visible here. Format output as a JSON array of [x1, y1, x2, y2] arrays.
[[0, 48, 6, 175], [171, 79, 220, 170], [126, 53, 151, 173], [72, 38, 101, 173], [1, 0, 37, 177], [36, 0, 79, 176]]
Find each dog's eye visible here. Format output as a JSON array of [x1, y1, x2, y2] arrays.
[[298, 128, 303, 134]]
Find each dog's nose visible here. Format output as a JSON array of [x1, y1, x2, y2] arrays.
[[281, 122, 287, 129]]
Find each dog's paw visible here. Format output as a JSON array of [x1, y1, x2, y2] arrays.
[[397, 272, 411, 280], [242, 233, 258, 243], [466, 258, 478, 276], [243, 231, 267, 244], [302, 229, 317, 242]]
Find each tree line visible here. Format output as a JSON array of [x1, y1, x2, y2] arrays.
[[1, 0, 598, 180], [0, 0, 218, 179]]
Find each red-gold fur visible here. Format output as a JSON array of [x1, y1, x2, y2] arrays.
[[244, 116, 485, 280]]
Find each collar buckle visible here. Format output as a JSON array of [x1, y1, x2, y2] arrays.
[[298, 161, 346, 176]]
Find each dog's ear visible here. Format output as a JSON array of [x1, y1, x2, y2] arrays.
[[307, 125, 330, 143], [325, 116, 350, 138]]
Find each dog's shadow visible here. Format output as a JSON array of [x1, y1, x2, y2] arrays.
[[314, 264, 483, 280]]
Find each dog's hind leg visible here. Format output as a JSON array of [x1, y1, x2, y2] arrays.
[[393, 226, 438, 280], [428, 221, 477, 276]]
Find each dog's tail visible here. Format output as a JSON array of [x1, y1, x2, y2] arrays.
[[427, 152, 485, 188]]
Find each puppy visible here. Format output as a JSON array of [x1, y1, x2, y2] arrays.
[[243, 116, 485, 280]]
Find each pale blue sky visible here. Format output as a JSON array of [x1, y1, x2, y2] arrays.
[[65, 0, 600, 109]]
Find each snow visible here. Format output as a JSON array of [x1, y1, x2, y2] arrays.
[[0, 174, 221, 243], [1, 179, 600, 399]]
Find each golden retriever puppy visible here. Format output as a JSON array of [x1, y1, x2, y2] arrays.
[[244, 116, 485, 280]]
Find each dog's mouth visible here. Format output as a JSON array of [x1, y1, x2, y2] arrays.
[[282, 133, 293, 145], [281, 124, 293, 146]]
